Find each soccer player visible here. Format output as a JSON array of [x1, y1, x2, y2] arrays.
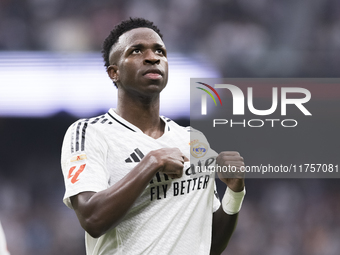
[[61, 18, 245, 255]]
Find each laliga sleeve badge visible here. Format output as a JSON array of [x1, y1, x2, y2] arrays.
[[190, 141, 208, 158]]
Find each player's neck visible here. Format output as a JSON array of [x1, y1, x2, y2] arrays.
[[115, 92, 164, 139]]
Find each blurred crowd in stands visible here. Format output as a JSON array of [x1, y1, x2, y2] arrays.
[[1, 0, 340, 254], [1, 0, 340, 77]]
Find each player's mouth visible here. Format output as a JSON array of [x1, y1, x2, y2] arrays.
[[143, 69, 163, 79]]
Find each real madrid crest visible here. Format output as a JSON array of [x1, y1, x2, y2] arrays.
[[190, 140, 208, 158]]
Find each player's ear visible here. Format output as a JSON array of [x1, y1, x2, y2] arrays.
[[107, 65, 119, 84]]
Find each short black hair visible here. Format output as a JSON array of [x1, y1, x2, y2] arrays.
[[102, 17, 163, 69]]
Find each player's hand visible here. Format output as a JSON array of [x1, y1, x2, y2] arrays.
[[150, 148, 189, 179], [216, 151, 245, 192]]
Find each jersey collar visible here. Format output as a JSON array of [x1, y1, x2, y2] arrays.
[[108, 108, 170, 136]]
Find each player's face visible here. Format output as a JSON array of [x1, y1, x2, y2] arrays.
[[108, 28, 168, 97]]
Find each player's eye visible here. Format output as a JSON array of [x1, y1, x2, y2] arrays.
[[132, 49, 141, 54], [156, 49, 164, 54]]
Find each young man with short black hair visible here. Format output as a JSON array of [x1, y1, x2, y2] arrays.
[[61, 18, 245, 255]]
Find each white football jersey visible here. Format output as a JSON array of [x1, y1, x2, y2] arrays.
[[0, 221, 10, 255], [61, 108, 221, 255]]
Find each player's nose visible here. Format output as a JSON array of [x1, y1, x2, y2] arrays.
[[143, 50, 160, 65]]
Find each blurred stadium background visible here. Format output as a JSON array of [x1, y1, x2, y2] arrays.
[[1, 0, 340, 254]]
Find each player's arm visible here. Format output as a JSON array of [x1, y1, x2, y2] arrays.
[[70, 148, 188, 238], [210, 151, 245, 255]]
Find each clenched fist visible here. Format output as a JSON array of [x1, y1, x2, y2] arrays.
[[150, 148, 189, 179], [216, 151, 245, 192]]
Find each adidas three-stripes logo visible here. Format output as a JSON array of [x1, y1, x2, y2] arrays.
[[125, 148, 145, 163]]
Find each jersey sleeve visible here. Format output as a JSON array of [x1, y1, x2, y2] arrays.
[[61, 120, 109, 209], [0, 222, 10, 255]]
